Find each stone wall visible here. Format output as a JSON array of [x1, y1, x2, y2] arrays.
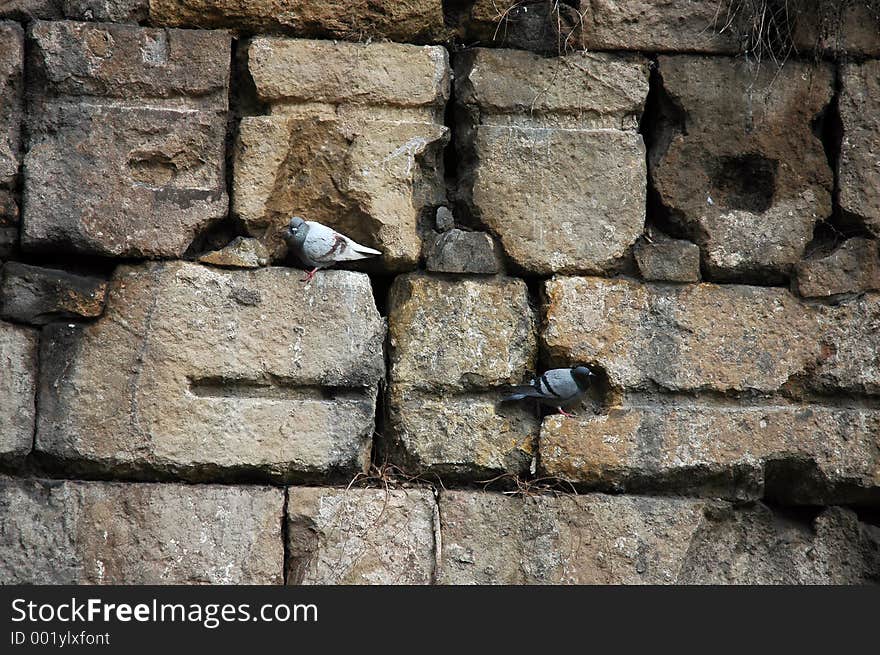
[[1, 0, 879, 584]]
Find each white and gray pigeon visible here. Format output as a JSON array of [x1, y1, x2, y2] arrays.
[[503, 366, 597, 417], [283, 216, 382, 282]]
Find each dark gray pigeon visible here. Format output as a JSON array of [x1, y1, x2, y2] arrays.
[[284, 216, 382, 282], [503, 365, 597, 417]]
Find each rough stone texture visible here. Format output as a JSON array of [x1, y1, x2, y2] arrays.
[[438, 491, 880, 584], [387, 273, 538, 476], [634, 233, 701, 282], [0, 477, 283, 583], [1, 262, 108, 324], [540, 407, 880, 503], [65, 0, 148, 22], [794, 2, 880, 57], [0, 1, 62, 20], [0, 227, 16, 259], [235, 38, 449, 271], [149, 0, 445, 42], [36, 262, 385, 479], [198, 236, 271, 269], [21, 21, 229, 258], [795, 238, 880, 298], [0, 22, 23, 226], [455, 49, 648, 274], [543, 276, 880, 396], [576, 0, 742, 53], [839, 61, 880, 236], [457, 1, 741, 54], [287, 487, 436, 585], [435, 206, 454, 231], [651, 56, 834, 281], [425, 229, 501, 275], [543, 277, 817, 393], [0, 321, 36, 459]]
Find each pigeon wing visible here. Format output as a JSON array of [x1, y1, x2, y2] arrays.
[[303, 222, 380, 265]]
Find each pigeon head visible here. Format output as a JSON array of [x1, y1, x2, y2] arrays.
[[285, 216, 308, 247], [570, 365, 597, 389]]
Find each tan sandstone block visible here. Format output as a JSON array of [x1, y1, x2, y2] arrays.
[[36, 262, 385, 479], [287, 487, 437, 585]]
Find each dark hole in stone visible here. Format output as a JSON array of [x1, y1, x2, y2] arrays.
[[710, 154, 778, 214]]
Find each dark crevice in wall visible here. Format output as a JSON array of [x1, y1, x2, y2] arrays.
[[281, 486, 291, 584], [639, 57, 696, 245]]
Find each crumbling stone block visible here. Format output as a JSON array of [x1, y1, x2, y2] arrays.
[[287, 488, 436, 585], [545, 276, 880, 396], [0, 320, 36, 459], [540, 407, 880, 503], [0, 262, 108, 325], [387, 273, 538, 476], [455, 48, 648, 274], [438, 491, 880, 584], [234, 38, 449, 271], [795, 238, 880, 298], [794, 3, 880, 57], [650, 56, 833, 281], [0, 477, 283, 583], [0, 22, 23, 227], [425, 229, 501, 274], [198, 237, 271, 269], [456, 1, 741, 54], [148, 0, 445, 42], [35, 262, 385, 480], [839, 61, 880, 236], [634, 233, 701, 282], [22, 21, 229, 258]]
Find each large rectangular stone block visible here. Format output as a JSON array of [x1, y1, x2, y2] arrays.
[[0, 477, 283, 583], [235, 38, 449, 271], [22, 21, 229, 258], [0, 320, 36, 459], [36, 262, 385, 480], [455, 49, 648, 274], [438, 491, 879, 584], [0, 22, 23, 226], [456, 1, 741, 55], [839, 61, 880, 236], [0, 262, 108, 325], [386, 273, 538, 477], [543, 277, 880, 396], [287, 487, 436, 585], [650, 56, 833, 280], [540, 406, 880, 503], [148, 0, 445, 42]]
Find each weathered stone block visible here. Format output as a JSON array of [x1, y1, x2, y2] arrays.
[[36, 262, 385, 479], [794, 3, 880, 57], [0, 477, 283, 583], [22, 21, 229, 258], [634, 233, 701, 282], [0, 320, 36, 459], [438, 491, 880, 584], [64, 0, 148, 22], [387, 274, 538, 476], [540, 407, 880, 503], [651, 56, 833, 280], [149, 0, 445, 42], [577, 0, 741, 53], [839, 61, 880, 236], [544, 277, 880, 396], [389, 273, 535, 390], [456, 49, 648, 274], [0, 22, 23, 226], [0, 1, 62, 20], [287, 487, 436, 585], [235, 38, 449, 271], [386, 388, 537, 477], [1, 262, 108, 324], [198, 236, 270, 269], [425, 229, 500, 275], [795, 238, 880, 298]]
